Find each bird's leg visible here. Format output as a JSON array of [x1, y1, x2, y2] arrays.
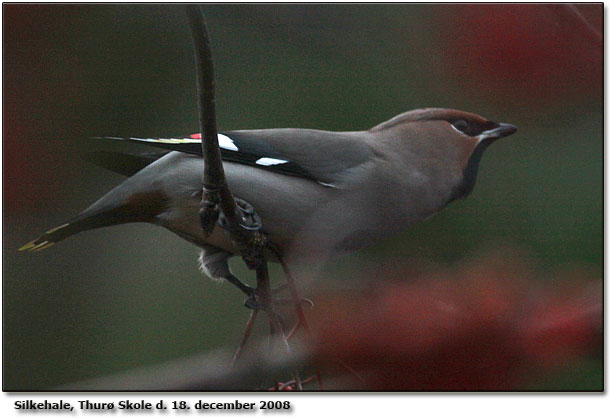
[[217, 197, 273, 310], [224, 273, 255, 298], [199, 247, 256, 303], [217, 199, 303, 385], [198, 246, 307, 310]]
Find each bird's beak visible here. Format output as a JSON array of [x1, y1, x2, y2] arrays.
[[478, 123, 518, 144]]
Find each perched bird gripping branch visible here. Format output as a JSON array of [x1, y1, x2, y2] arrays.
[[20, 108, 516, 298]]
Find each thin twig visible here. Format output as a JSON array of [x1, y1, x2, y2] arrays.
[[269, 246, 312, 335], [286, 322, 301, 340], [278, 375, 316, 391], [269, 245, 324, 389], [335, 359, 365, 384], [256, 260, 303, 388], [232, 309, 259, 366]]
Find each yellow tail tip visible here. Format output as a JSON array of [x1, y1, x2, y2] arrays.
[[18, 240, 55, 252], [45, 223, 69, 234], [32, 242, 55, 252], [19, 223, 67, 251], [18, 241, 37, 251]]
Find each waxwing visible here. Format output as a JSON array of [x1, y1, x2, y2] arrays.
[[21, 108, 517, 293]]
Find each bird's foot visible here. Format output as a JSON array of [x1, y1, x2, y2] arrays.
[[224, 273, 296, 310], [244, 291, 261, 310]]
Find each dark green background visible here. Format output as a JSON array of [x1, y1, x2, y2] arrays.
[[3, 4, 603, 390]]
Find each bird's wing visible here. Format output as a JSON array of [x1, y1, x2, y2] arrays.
[[96, 129, 374, 186], [84, 151, 169, 177]]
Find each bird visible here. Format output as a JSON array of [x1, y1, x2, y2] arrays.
[[20, 108, 517, 298]]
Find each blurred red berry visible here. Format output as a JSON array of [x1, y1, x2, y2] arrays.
[[308, 253, 601, 390], [440, 4, 602, 106]]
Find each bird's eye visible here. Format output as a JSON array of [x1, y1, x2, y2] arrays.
[[450, 119, 486, 137], [450, 120, 469, 135]]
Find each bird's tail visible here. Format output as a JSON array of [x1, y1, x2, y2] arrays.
[[18, 207, 134, 252], [20, 146, 170, 252], [18, 223, 71, 252]]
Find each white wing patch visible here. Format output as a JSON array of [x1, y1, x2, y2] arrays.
[[218, 134, 239, 151], [317, 181, 337, 188], [128, 133, 239, 151], [255, 157, 288, 166], [108, 134, 301, 172], [129, 137, 198, 143]]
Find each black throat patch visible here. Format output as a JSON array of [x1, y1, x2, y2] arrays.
[[448, 140, 493, 203]]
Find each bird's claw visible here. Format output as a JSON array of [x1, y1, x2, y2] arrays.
[[242, 286, 261, 309], [244, 294, 262, 310]]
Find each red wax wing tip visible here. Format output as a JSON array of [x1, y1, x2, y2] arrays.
[[190, 133, 202, 139]]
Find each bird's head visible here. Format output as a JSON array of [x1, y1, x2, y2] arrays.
[[371, 108, 518, 202]]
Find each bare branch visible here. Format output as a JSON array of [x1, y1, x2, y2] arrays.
[[56, 342, 307, 391], [185, 5, 241, 234], [184, 5, 306, 389]]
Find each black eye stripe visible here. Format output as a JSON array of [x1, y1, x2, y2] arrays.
[[450, 119, 471, 135], [453, 120, 467, 129], [449, 119, 488, 137]]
